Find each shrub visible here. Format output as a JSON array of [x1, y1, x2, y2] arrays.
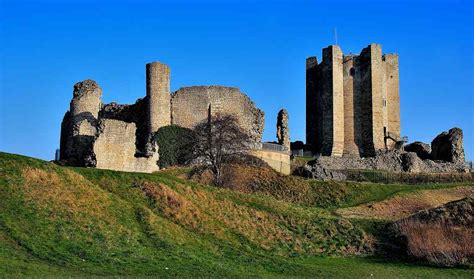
[[153, 125, 196, 168], [395, 219, 473, 267]]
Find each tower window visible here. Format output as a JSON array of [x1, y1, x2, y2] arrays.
[[350, 68, 355, 76]]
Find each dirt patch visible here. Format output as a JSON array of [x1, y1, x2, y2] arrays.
[[336, 186, 474, 220]]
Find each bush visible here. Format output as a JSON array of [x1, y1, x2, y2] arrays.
[[153, 125, 196, 168], [391, 198, 474, 267], [394, 220, 473, 267]]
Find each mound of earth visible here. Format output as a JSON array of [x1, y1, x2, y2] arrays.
[[336, 185, 473, 220], [390, 197, 473, 267]]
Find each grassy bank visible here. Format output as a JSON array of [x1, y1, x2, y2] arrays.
[[0, 152, 472, 278]]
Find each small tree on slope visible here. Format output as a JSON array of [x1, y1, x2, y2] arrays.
[[192, 114, 251, 186]]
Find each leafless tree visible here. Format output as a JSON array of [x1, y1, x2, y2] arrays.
[[192, 114, 251, 186]]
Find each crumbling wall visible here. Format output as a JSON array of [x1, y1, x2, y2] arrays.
[[93, 119, 159, 173], [60, 79, 102, 166], [431, 128, 465, 164], [100, 98, 149, 156], [276, 109, 290, 150], [171, 86, 264, 144]]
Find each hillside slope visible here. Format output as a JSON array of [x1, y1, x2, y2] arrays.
[[0, 152, 472, 278]]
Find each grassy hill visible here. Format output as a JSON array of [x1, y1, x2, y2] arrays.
[[0, 152, 473, 278]]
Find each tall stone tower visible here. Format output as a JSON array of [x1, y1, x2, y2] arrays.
[[60, 79, 102, 165], [306, 44, 401, 157], [146, 62, 171, 135]]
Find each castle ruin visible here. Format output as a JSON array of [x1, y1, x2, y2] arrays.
[[306, 44, 401, 157], [59, 62, 278, 173]]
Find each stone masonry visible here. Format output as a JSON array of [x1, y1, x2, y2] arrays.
[[60, 62, 266, 173], [276, 109, 290, 151], [306, 44, 401, 158], [171, 86, 264, 145]]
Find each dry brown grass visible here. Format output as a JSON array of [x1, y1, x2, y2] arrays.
[[20, 168, 139, 243], [396, 219, 473, 267], [337, 186, 474, 220], [22, 168, 112, 220], [137, 180, 369, 255]]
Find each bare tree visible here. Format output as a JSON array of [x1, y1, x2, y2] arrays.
[[192, 114, 251, 186]]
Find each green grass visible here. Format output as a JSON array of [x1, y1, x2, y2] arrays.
[[0, 152, 472, 278]]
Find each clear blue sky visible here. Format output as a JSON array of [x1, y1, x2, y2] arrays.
[[1, 0, 473, 161]]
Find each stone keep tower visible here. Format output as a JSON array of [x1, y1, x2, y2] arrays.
[[306, 44, 401, 157], [146, 61, 171, 135]]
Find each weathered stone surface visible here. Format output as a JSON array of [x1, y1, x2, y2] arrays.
[[306, 44, 401, 158], [100, 98, 149, 155], [60, 62, 269, 173], [276, 109, 290, 151], [294, 161, 346, 181], [303, 149, 467, 175], [171, 86, 264, 145], [431, 128, 465, 164], [404, 141, 431, 160], [401, 152, 423, 173], [147, 62, 171, 134], [60, 79, 102, 166], [93, 119, 159, 173]]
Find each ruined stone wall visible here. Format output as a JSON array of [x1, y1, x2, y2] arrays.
[[147, 62, 171, 135], [276, 109, 290, 150], [60, 80, 102, 166], [99, 98, 149, 155], [93, 119, 159, 173], [171, 86, 264, 144], [251, 149, 291, 175]]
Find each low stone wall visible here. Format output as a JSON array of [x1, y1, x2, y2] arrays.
[[310, 150, 467, 174], [93, 119, 159, 173], [251, 149, 291, 175]]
